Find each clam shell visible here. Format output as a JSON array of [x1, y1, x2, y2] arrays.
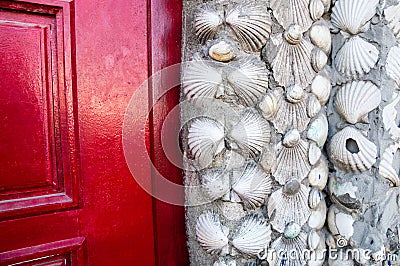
[[327, 205, 354, 240], [308, 199, 327, 230], [272, 33, 316, 88], [284, 24, 303, 45], [188, 118, 225, 168], [311, 74, 331, 105], [308, 230, 321, 250], [309, 188, 323, 209], [311, 48, 328, 73], [309, 0, 325, 21], [230, 111, 271, 158], [231, 163, 273, 210], [196, 211, 229, 254], [309, 142, 322, 166], [334, 81, 381, 124], [232, 214, 272, 256], [331, 0, 379, 34], [273, 130, 311, 184], [328, 127, 377, 172], [270, 232, 308, 266], [209, 41, 235, 62], [309, 23, 331, 54], [382, 92, 400, 141], [308, 158, 329, 190], [379, 143, 400, 187], [201, 170, 231, 201], [307, 113, 328, 147], [194, 4, 224, 43], [268, 182, 311, 232], [385, 3, 400, 40], [258, 93, 278, 120], [386, 45, 400, 87], [307, 94, 322, 118], [270, 0, 313, 32], [334, 36, 379, 78]]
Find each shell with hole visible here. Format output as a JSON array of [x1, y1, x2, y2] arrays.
[[269, 0, 313, 32], [196, 211, 229, 255], [379, 143, 400, 187]]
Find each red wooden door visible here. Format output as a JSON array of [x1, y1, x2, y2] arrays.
[[0, 0, 187, 265]]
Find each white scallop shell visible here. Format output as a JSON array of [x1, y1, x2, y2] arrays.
[[231, 163, 273, 210], [268, 89, 310, 134], [226, 3, 272, 52], [379, 143, 400, 187], [232, 214, 272, 256], [272, 35, 316, 88], [309, 188, 323, 209], [230, 111, 271, 158], [258, 93, 278, 120], [196, 211, 229, 254], [309, 23, 331, 54], [188, 118, 225, 168], [273, 130, 311, 185], [270, 0, 313, 32], [270, 232, 308, 266], [311, 74, 331, 105], [311, 48, 328, 73], [194, 5, 224, 43], [201, 170, 231, 201], [309, 0, 325, 21], [383, 92, 400, 141], [308, 158, 329, 190], [307, 95, 322, 118], [307, 113, 328, 147], [268, 183, 311, 232], [334, 36, 379, 78], [328, 127, 377, 172], [327, 205, 354, 240], [334, 81, 381, 124], [209, 41, 235, 62], [386, 45, 400, 87], [308, 199, 327, 230], [331, 0, 379, 34], [385, 3, 400, 40]]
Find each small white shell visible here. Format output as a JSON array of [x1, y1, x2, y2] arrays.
[[386, 45, 400, 87], [230, 111, 271, 158], [308, 199, 327, 230], [308, 230, 321, 250], [309, 0, 325, 21], [311, 48, 328, 73], [188, 118, 225, 168], [309, 188, 323, 209], [309, 23, 331, 54], [379, 143, 400, 186], [308, 158, 329, 190], [270, 232, 308, 266], [311, 74, 331, 105], [331, 0, 379, 34], [194, 5, 224, 43], [273, 130, 311, 184], [328, 127, 377, 172], [283, 24, 303, 45], [286, 84, 306, 104], [201, 170, 230, 201], [232, 214, 272, 256], [258, 93, 278, 120], [383, 92, 400, 141], [307, 113, 328, 147], [268, 182, 311, 232], [282, 128, 301, 148], [334, 81, 381, 124], [307, 95, 322, 118], [209, 41, 235, 62], [385, 3, 400, 40], [327, 205, 354, 240], [196, 211, 229, 254], [270, 0, 313, 32], [309, 142, 322, 166], [334, 36, 379, 78], [231, 163, 273, 210]]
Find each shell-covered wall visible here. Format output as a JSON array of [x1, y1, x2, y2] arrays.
[[181, 0, 400, 265]]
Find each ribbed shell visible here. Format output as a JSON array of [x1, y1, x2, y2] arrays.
[[201, 170, 231, 201], [328, 127, 377, 172], [194, 5, 224, 43], [231, 214, 272, 256], [379, 143, 400, 187], [309, 0, 324, 21], [270, 232, 308, 266], [334, 81, 381, 124], [196, 211, 229, 254], [386, 45, 400, 87], [331, 0, 379, 34], [188, 118, 225, 168], [268, 184, 311, 232], [385, 3, 400, 40], [382, 92, 400, 141], [270, 0, 313, 32], [334, 36, 379, 78], [231, 163, 272, 210]]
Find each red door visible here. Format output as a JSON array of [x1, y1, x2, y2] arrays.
[[0, 0, 187, 265]]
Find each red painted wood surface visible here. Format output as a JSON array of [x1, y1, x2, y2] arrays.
[[0, 0, 187, 265]]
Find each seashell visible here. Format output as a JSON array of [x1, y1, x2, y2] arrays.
[[385, 3, 400, 40], [328, 127, 377, 172], [308, 199, 327, 230], [379, 143, 400, 187], [196, 211, 229, 254], [209, 41, 235, 62], [284, 222, 302, 239], [311, 48, 328, 73], [308, 157, 329, 190], [201, 170, 231, 201], [311, 74, 331, 105], [286, 84, 305, 104], [383, 92, 400, 141], [320, 0, 330, 12], [386, 45, 400, 87], [307, 94, 322, 118], [309, 188, 323, 209], [307, 113, 328, 147], [309, 142, 322, 166], [334, 81, 381, 124], [308, 230, 321, 250], [272, 33, 316, 88], [309, 0, 325, 21], [309, 23, 331, 54], [334, 36, 379, 78], [268, 181, 311, 232], [231, 163, 273, 210], [328, 176, 358, 199], [282, 129, 301, 148], [230, 111, 270, 158], [188, 118, 225, 168], [270, 0, 313, 32], [327, 205, 354, 240], [273, 130, 311, 184], [232, 214, 272, 256], [225, 3, 272, 52], [194, 5, 224, 43], [283, 24, 303, 45], [268, 89, 311, 133], [258, 93, 277, 120], [331, 0, 379, 34], [270, 232, 308, 266]]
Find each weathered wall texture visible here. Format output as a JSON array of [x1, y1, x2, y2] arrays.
[[181, 0, 400, 265]]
